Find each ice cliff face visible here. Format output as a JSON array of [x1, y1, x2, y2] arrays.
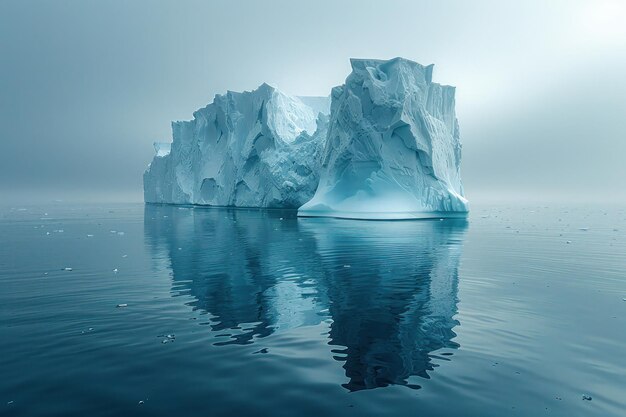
[[298, 58, 468, 219], [144, 57, 468, 218], [144, 83, 329, 207]]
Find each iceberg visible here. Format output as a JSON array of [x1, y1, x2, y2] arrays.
[[144, 83, 330, 207], [144, 57, 469, 219], [298, 58, 468, 219]]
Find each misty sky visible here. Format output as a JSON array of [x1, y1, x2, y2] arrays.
[[1, 0, 625, 203]]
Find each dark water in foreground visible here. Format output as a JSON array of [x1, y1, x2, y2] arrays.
[[0, 203, 625, 416]]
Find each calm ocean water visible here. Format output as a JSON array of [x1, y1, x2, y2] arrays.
[[0, 202, 625, 416]]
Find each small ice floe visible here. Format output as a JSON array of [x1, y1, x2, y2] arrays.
[[582, 395, 592, 401], [117, 232, 124, 236], [279, 217, 283, 220], [622, 298, 626, 302], [87, 234, 94, 237], [178, 247, 182, 251], [122, 254, 128, 258], [578, 227, 589, 231], [159, 334, 175, 344], [46, 232, 50, 235], [343, 264, 351, 268], [63, 267, 73, 271], [113, 268, 118, 273], [116, 303, 128, 308], [110, 230, 117, 233]]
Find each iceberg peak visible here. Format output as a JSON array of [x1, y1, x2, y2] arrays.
[[298, 57, 468, 219], [144, 82, 330, 207]]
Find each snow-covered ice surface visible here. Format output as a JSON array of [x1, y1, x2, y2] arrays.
[[144, 57, 469, 219], [144, 83, 329, 208], [298, 58, 468, 219]]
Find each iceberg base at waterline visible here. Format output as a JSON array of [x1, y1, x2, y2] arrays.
[[297, 209, 468, 221]]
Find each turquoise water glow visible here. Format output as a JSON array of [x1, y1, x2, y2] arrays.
[[1, 203, 625, 416]]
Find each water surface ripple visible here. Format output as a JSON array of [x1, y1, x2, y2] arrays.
[[0, 203, 624, 416]]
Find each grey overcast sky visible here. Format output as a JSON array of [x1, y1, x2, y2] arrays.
[[1, 0, 625, 203]]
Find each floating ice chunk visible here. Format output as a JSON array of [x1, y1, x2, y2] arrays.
[[116, 303, 128, 308]]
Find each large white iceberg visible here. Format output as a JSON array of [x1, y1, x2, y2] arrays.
[[298, 58, 468, 219], [144, 83, 329, 207], [144, 57, 469, 219]]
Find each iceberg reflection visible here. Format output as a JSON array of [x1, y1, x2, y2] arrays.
[[144, 205, 467, 390]]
